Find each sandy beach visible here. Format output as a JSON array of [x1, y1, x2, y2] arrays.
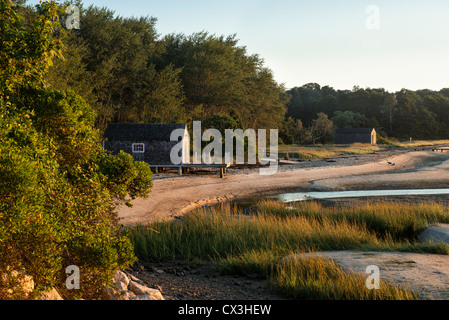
[[117, 147, 449, 226]]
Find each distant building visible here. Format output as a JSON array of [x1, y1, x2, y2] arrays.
[[334, 128, 377, 145], [103, 123, 190, 166]]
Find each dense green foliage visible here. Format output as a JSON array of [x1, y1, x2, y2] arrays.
[[48, 2, 186, 128], [0, 0, 152, 299], [46, 1, 288, 134], [286, 84, 449, 141]]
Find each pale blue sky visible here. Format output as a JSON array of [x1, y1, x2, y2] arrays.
[[27, 0, 449, 92]]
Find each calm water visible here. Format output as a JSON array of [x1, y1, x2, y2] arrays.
[[224, 188, 449, 210], [273, 189, 449, 203]]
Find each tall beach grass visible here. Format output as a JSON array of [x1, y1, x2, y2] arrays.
[[127, 200, 449, 299], [278, 143, 381, 160], [278, 140, 449, 160]]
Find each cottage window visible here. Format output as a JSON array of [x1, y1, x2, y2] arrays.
[[132, 143, 145, 153]]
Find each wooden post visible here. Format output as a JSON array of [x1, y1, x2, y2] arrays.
[[220, 167, 224, 178]]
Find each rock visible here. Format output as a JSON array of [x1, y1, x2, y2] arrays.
[[40, 288, 63, 300], [165, 268, 176, 274], [104, 270, 164, 300], [1, 267, 34, 298], [114, 270, 130, 287], [128, 280, 164, 300], [127, 291, 137, 300], [152, 267, 164, 274], [132, 294, 162, 301], [418, 224, 449, 245], [104, 271, 130, 300], [1, 267, 63, 300], [104, 286, 129, 301], [127, 273, 142, 283], [119, 290, 136, 301], [116, 280, 129, 293]]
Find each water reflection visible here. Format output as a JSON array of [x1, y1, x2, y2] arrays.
[[273, 189, 449, 203], [221, 189, 449, 211]]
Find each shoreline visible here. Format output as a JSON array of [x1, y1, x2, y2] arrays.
[[117, 145, 449, 226], [122, 145, 449, 301]]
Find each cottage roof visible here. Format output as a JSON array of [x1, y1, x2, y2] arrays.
[[104, 123, 187, 141]]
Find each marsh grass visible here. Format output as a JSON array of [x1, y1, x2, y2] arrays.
[[395, 139, 449, 148], [255, 200, 449, 241], [278, 140, 449, 160], [127, 200, 449, 300], [278, 143, 381, 160], [270, 255, 419, 300], [130, 203, 387, 260]]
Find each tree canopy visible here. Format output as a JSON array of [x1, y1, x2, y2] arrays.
[[44, 2, 449, 143], [0, 0, 152, 299], [286, 83, 449, 141], [47, 4, 288, 133]]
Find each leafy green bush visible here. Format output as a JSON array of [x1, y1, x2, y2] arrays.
[[0, 0, 152, 300], [0, 88, 150, 300]]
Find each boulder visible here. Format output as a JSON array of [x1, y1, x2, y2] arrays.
[[1, 267, 34, 299], [1, 267, 163, 301], [114, 270, 130, 287], [40, 288, 63, 300], [103, 270, 164, 301], [128, 280, 164, 300], [418, 224, 449, 245]]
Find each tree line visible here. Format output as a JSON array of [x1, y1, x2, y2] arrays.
[[283, 84, 449, 143], [44, 1, 449, 143], [47, 1, 288, 136]]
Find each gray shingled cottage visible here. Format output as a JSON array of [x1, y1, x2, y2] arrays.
[[103, 123, 190, 166], [334, 128, 377, 145]]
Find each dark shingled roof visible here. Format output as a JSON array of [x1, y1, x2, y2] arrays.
[[104, 123, 187, 141], [335, 128, 375, 134]]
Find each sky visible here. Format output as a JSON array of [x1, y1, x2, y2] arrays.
[[27, 0, 449, 92]]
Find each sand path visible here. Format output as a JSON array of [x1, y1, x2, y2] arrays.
[[117, 149, 449, 226], [312, 152, 449, 190]]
